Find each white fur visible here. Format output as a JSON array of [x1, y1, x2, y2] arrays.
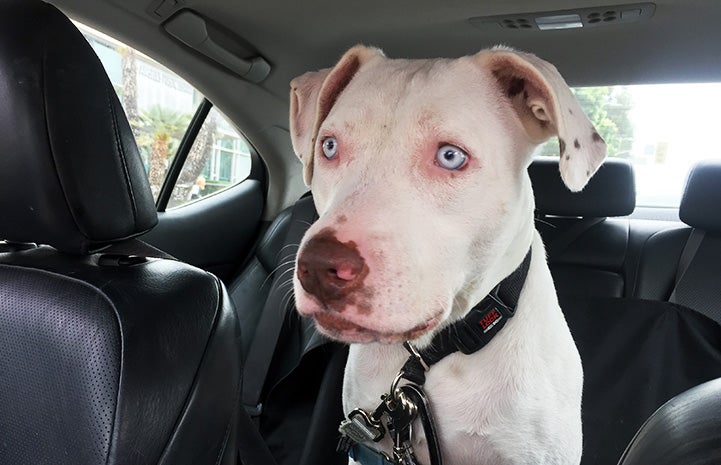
[[289, 45, 606, 465]]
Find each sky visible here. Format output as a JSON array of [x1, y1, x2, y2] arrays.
[[627, 83, 721, 207]]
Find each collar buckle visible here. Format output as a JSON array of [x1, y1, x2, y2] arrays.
[[403, 341, 430, 372]]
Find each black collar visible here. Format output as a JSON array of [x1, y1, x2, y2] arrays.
[[400, 248, 533, 385]]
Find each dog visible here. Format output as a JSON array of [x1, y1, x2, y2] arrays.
[[289, 45, 606, 465]]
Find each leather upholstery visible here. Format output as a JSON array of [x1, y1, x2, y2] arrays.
[[529, 158, 636, 217], [229, 207, 292, 359], [633, 162, 721, 321], [530, 158, 637, 298], [680, 160, 721, 232], [0, 0, 156, 254], [0, 248, 241, 465], [629, 226, 690, 300], [228, 204, 347, 465], [669, 233, 721, 323], [618, 377, 721, 465]]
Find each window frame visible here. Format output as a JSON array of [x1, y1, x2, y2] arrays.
[[155, 98, 213, 211]]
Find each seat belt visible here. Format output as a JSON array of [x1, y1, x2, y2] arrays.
[[669, 228, 706, 303], [547, 216, 606, 258], [241, 195, 317, 418], [96, 238, 176, 263]]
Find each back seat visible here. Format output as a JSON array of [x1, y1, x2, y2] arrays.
[[232, 158, 721, 465], [635, 161, 721, 323], [530, 157, 637, 298], [531, 158, 721, 465]]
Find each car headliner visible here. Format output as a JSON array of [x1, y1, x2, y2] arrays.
[[49, 0, 721, 216]]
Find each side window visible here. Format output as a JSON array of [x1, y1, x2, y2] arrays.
[[167, 108, 252, 209], [76, 22, 253, 208]]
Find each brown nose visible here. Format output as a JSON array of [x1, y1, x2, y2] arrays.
[[297, 232, 367, 305]]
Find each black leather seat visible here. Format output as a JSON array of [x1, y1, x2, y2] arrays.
[[0, 1, 241, 464], [530, 157, 637, 298], [635, 161, 721, 322], [532, 159, 721, 464], [618, 377, 721, 465], [228, 196, 346, 465]]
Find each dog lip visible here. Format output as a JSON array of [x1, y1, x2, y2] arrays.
[[312, 312, 439, 342]]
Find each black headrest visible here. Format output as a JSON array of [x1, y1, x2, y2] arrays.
[[680, 161, 721, 232], [0, 0, 157, 254], [529, 157, 636, 217]]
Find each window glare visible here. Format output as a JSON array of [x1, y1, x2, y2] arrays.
[[535, 83, 721, 208]]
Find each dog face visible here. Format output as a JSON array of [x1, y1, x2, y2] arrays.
[[290, 46, 605, 344]]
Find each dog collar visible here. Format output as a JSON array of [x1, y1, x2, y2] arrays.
[[400, 248, 533, 386], [337, 248, 533, 465]]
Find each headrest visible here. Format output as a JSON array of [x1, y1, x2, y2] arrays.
[[529, 157, 636, 217], [0, 0, 157, 254], [680, 160, 721, 232]]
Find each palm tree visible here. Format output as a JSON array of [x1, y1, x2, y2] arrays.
[[137, 106, 192, 197], [169, 111, 217, 207]]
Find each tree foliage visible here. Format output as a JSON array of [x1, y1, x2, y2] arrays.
[[136, 106, 192, 196], [537, 86, 634, 158], [167, 112, 218, 208]]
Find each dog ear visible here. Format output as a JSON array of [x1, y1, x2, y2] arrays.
[[290, 45, 382, 185], [290, 69, 330, 185], [480, 47, 607, 192]]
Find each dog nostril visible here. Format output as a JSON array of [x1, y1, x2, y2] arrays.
[[297, 232, 367, 303], [335, 263, 360, 281]]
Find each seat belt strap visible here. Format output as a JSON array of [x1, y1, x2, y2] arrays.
[[241, 194, 317, 417], [547, 216, 606, 257], [97, 238, 176, 261], [669, 228, 705, 303]]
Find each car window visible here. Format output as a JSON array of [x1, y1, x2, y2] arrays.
[[166, 107, 253, 209], [535, 84, 721, 208], [76, 22, 252, 206]]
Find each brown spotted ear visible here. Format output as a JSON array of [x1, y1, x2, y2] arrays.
[[289, 45, 383, 185], [480, 47, 607, 192]]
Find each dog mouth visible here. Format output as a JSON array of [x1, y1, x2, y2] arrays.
[[312, 312, 440, 343]]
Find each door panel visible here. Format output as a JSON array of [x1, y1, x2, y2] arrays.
[[142, 179, 265, 281]]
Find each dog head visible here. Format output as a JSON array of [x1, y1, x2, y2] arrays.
[[290, 45, 606, 344]]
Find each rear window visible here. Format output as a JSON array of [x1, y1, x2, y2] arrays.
[[535, 83, 721, 208]]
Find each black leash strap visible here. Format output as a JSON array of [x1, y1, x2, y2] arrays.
[[399, 384, 442, 465]]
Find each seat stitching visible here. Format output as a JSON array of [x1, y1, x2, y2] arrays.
[[106, 82, 139, 226]]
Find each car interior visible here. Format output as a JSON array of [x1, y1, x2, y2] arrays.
[[1, 0, 720, 464]]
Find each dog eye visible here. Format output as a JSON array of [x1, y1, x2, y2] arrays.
[[321, 137, 339, 159], [436, 144, 467, 170]]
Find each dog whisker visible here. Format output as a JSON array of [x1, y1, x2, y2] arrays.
[[260, 259, 298, 289], [277, 242, 301, 256], [534, 217, 556, 228]]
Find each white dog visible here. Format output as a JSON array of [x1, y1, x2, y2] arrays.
[[290, 45, 606, 465]]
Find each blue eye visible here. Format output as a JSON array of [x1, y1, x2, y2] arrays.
[[322, 137, 339, 159], [436, 144, 467, 170]]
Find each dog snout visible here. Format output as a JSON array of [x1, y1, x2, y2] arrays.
[[297, 232, 367, 305]]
